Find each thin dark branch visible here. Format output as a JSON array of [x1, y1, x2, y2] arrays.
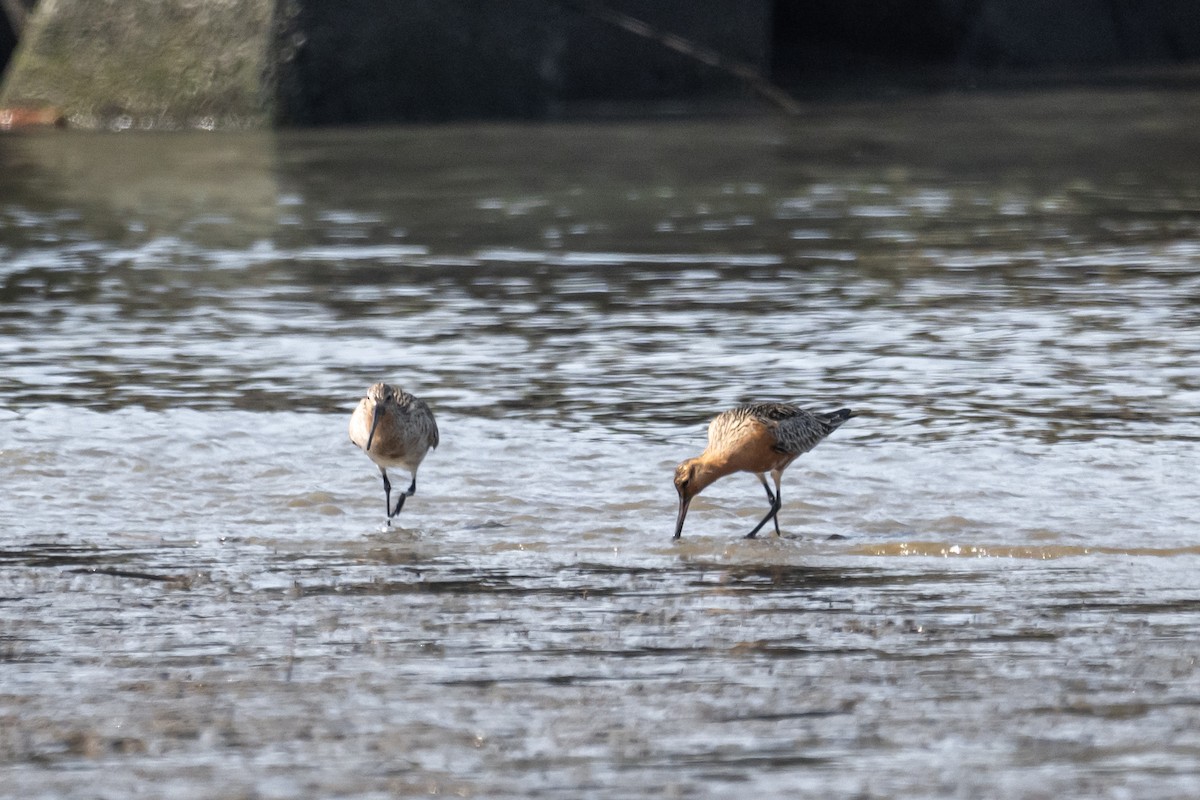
[[553, 0, 802, 115], [68, 567, 179, 583]]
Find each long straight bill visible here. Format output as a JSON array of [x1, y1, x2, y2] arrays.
[[366, 404, 384, 451], [673, 495, 691, 539]]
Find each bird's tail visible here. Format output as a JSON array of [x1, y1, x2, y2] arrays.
[[817, 408, 856, 430]]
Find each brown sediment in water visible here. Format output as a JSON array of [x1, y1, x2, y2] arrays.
[[0, 107, 66, 129], [851, 541, 1200, 559]]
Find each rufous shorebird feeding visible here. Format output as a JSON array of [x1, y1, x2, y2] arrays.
[[673, 402, 856, 539], [349, 382, 439, 525]]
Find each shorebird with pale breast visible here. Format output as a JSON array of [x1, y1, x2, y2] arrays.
[[673, 402, 856, 539], [349, 382, 439, 525]]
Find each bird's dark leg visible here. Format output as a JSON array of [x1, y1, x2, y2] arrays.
[[747, 477, 783, 538], [380, 469, 394, 525], [759, 476, 781, 536], [391, 476, 417, 518]]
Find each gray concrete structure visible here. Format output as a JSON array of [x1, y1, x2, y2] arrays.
[[1, 0, 772, 128], [3, 0, 1200, 128], [0, 0, 277, 128]]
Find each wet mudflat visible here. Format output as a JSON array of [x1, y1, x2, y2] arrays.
[[2, 89, 1200, 797]]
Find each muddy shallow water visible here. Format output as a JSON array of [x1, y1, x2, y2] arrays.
[[2, 89, 1200, 797]]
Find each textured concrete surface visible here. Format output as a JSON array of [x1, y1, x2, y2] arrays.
[[0, 0, 276, 128], [2, 0, 772, 128], [3, 0, 1199, 128]]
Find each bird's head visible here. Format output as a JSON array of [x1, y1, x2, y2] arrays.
[[673, 457, 714, 539], [364, 382, 399, 450], [367, 382, 398, 405], [674, 459, 701, 501]]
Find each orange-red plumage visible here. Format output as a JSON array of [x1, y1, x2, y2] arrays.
[[350, 382, 438, 524], [673, 402, 855, 539]]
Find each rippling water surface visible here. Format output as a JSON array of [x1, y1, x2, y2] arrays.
[[3, 90, 1200, 797]]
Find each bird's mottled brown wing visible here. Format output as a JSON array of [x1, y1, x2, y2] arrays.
[[742, 402, 853, 457], [392, 392, 438, 450], [415, 397, 439, 450]]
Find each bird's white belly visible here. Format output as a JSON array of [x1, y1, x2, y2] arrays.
[[365, 449, 419, 471]]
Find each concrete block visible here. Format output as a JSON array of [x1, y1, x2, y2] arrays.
[[0, 0, 277, 129], [1, 0, 771, 128]]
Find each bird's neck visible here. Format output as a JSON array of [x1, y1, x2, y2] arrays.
[[691, 453, 734, 493]]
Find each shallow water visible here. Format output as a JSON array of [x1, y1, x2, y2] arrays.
[[3, 89, 1200, 797]]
